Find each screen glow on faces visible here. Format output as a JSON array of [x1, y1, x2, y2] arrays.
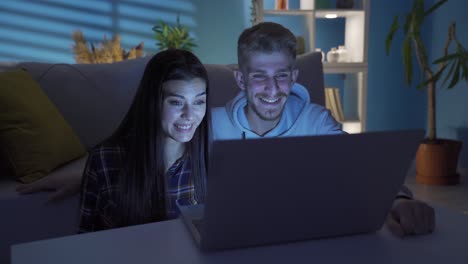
[[242, 52, 296, 122], [161, 78, 206, 144]]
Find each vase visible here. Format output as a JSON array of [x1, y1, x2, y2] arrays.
[[336, 45, 348, 62], [327, 47, 339, 62]]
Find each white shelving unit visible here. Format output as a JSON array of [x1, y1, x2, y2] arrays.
[[256, 0, 370, 133]]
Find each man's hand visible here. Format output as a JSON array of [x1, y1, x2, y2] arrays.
[[386, 198, 435, 237], [16, 154, 87, 203]]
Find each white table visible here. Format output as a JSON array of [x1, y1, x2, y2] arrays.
[[405, 168, 468, 213], [11, 206, 468, 264]]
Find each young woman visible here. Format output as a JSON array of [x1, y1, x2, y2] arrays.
[[79, 49, 208, 232]]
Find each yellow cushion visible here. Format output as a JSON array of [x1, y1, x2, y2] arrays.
[[0, 70, 86, 183]]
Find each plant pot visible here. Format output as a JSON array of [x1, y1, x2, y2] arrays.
[[416, 139, 462, 185]]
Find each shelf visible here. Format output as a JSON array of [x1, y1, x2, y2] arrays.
[[316, 9, 364, 18], [342, 120, 362, 134], [323, 62, 368, 74], [263, 9, 314, 16], [258, 0, 369, 133], [263, 9, 365, 19]]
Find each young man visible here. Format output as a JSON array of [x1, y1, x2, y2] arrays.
[[211, 22, 435, 237], [212, 23, 341, 139]]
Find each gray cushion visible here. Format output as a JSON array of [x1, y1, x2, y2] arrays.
[[206, 64, 239, 108], [296, 52, 325, 106], [18, 57, 151, 149]]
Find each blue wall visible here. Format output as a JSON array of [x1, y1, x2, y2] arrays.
[[367, 0, 468, 167], [0, 0, 248, 64], [191, 0, 247, 64], [366, 0, 427, 132], [430, 0, 468, 167], [0, 0, 189, 62]]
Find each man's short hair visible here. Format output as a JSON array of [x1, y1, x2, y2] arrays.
[[237, 22, 297, 72]]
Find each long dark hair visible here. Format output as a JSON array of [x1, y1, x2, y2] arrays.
[[109, 49, 208, 227]]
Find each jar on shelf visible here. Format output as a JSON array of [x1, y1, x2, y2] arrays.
[[300, 0, 315, 10], [336, 45, 348, 62], [315, 48, 325, 62], [327, 47, 339, 63]]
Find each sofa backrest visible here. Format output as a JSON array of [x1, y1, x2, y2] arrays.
[[15, 52, 324, 150]]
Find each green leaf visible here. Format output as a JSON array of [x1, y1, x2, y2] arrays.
[[402, 35, 413, 85], [448, 60, 461, 89], [456, 44, 468, 78], [412, 0, 425, 31], [155, 35, 163, 41], [185, 42, 196, 48], [442, 61, 457, 87], [461, 51, 468, 80], [433, 53, 460, 64], [413, 34, 429, 70], [424, 0, 448, 17], [386, 16, 399, 55], [403, 13, 412, 34], [417, 64, 446, 89]]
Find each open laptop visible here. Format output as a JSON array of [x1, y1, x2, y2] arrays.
[[178, 130, 424, 251]]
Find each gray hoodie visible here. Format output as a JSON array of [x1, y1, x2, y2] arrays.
[[211, 83, 343, 140]]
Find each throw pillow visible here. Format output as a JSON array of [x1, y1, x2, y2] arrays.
[[0, 70, 86, 183], [0, 149, 13, 177]]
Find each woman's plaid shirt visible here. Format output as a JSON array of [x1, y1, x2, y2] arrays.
[[78, 143, 196, 233]]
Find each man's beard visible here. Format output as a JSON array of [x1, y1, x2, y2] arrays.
[[252, 92, 287, 121]]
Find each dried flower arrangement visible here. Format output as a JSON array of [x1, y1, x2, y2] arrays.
[[72, 30, 144, 64]]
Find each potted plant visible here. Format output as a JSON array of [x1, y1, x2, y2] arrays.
[[152, 15, 197, 52], [386, 0, 467, 185]]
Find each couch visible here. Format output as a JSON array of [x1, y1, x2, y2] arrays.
[[0, 52, 325, 263]]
